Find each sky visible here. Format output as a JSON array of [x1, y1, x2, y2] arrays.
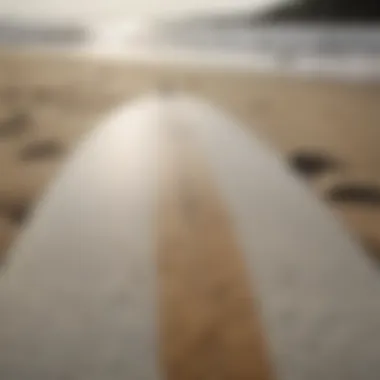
[[0, 0, 285, 21]]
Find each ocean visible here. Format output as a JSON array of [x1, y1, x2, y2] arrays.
[[0, 18, 379, 82], [154, 23, 380, 81]]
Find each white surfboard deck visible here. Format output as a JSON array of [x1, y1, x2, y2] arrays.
[[0, 93, 379, 380]]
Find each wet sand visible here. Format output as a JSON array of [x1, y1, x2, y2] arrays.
[[0, 50, 380, 260]]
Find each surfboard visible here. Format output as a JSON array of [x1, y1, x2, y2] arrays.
[[0, 92, 379, 380]]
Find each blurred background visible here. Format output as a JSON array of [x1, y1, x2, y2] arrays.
[[0, 0, 380, 263]]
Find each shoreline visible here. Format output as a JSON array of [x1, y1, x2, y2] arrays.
[[1, 44, 380, 84]]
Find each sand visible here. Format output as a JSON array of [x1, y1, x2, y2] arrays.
[[0, 50, 380, 261]]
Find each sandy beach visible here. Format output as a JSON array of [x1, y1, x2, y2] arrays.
[[0, 49, 380, 261]]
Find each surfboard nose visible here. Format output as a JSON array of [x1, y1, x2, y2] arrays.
[[0, 93, 380, 380], [156, 80, 177, 96]]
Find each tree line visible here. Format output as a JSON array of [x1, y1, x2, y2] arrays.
[[255, 0, 380, 22]]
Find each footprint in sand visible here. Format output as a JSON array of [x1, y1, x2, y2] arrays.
[[0, 217, 16, 262], [32, 86, 54, 104], [288, 150, 341, 179], [361, 236, 380, 265], [0, 86, 20, 104], [19, 140, 64, 162], [0, 200, 30, 225], [326, 182, 380, 207], [0, 111, 31, 138]]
